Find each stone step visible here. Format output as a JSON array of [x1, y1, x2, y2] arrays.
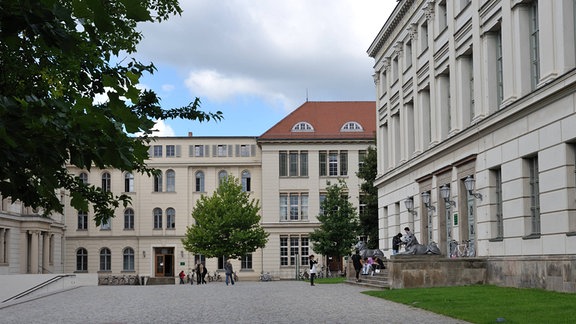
[[146, 277, 175, 285]]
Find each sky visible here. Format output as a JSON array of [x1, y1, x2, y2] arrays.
[[133, 1, 397, 137]]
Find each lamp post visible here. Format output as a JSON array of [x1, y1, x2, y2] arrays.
[[464, 176, 483, 200], [404, 197, 417, 215], [440, 185, 456, 208], [421, 191, 436, 211]]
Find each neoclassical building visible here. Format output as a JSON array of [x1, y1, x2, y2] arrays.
[[59, 101, 375, 281], [370, 0, 576, 291]]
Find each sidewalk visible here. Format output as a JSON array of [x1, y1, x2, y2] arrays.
[[0, 281, 470, 324]]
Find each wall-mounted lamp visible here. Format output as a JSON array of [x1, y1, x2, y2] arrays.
[[421, 191, 436, 211], [142, 250, 146, 258], [464, 176, 483, 200], [440, 185, 456, 208], [404, 197, 417, 215]]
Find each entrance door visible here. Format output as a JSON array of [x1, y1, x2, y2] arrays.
[[154, 247, 175, 277]]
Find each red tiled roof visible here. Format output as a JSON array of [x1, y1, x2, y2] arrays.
[[258, 101, 376, 141]]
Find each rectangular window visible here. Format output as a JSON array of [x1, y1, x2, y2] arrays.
[[100, 219, 111, 230], [320, 150, 347, 176], [405, 40, 412, 69], [438, 0, 447, 31], [289, 152, 298, 176], [166, 145, 175, 157], [153, 145, 162, 158], [328, 151, 338, 176], [239, 144, 251, 157], [528, 156, 541, 234], [319, 193, 326, 216], [300, 237, 309, 266], [420, 21, 429, 53], [359, 150, 367, 169], [280, 237, 288, 266], [529, 0, 540, 89], [319, 151, 327, 176], [153, 174, 162, 192], [392, 56, 399, 82], [340, 151, 348, 176], [217, 145, 227, 157], [123, 251, 134, 271], [299, 152, 308, 176], [496, 31, 504, 106], [279, 152, 288, 177], [193, 145, 205, 157], [241, 253, 253, 269], [290, 236, 299, 266], [280, 193, 308, 221], [492, 168, 504, 239], [78, 211, 88, 230]]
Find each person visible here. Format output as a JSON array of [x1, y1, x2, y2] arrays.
[[188, 268, 194, 285], [308, 254, 318, 286], [196, 263, 207, 284], [392, 232, 403, 255], [374, 256, 385, 272], [178, 270, 186, 284], [224, 259, 235, 286], [362, 256, 372, 275], [351, 249, 363, 282]]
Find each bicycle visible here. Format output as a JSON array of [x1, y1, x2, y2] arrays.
[[208, 271, 222, 282], [450, 239, 473, 257], [298, 270, 309, 280], [260, 271, 273, 281]]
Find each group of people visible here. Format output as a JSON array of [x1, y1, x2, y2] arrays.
[[392, 227, 415, 255], [178, 259, 236, 286]]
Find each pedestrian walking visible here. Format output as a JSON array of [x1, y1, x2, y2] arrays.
[[351, 249, 363, 282], [224, 259, 235, 286], [309, 255, 318, 286]]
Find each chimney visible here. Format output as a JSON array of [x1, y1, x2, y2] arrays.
[[188, 132, 193, 137]]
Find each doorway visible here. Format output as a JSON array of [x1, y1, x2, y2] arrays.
[[154, 247, 174, 277]]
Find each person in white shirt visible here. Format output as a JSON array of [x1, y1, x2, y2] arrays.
[[309, 255, 318, 286]]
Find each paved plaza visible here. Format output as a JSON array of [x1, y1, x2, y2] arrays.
[[0, 281, 469, 324]]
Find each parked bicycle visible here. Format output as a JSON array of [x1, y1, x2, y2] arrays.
[[298, 270, 309, 280], [450, 239, 473, 257], [260, 271, 273, 281], [208, 271, 222, 282]]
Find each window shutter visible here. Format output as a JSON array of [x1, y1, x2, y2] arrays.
[[204, 145, 209, 157], [175, 145, 181, 157], [148, 146, 153, 158], [228, 145, 233, 157], [235, 144, 240, 157], [189, 145, 194, 157], [212, 145, 217, 157], [251, 144, 256, 156]]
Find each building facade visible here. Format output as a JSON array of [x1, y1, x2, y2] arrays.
[[258, 101, 376, 279], [369, 0, 576, 291]]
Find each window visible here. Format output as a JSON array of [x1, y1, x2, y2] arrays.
[[79, 172, 88, 184], [124, 172, 134, 192], [491, 168, 504, 239], [291, 122, 314, 132], [123, 248, 135, 271], [280, 235, 309, 266], [420, 21, 429, 53], [359, 150, 367, 169], [496, 31, 503, 106], [392, 55, 399, 81], [153, 173, 162, 192], [240, 253, 253, 269], [76, 248, 88, 272], [195, 171, 205, 192], [279, 151, 308, 177], [218, 170, 228, 185], [319, 151, 348, 176], [166, 208, 175, 229], [340, 121, 363, 132], [405, 39, 412, 69], [100, 248, 111, 271], [124, 208, 134, 230], [438, 0, 447, 32], [100, 218, 111, 230], [101, 172, 111, 192], [166, 170, 175, 192], [216, 145, 229, 157], [194, 254, 206, 266], [191, 145, 206, 157], [241, 170, 251, 192], [237, 144, 253, 157], [153, 145, 162, 157], [529, 0, 540, 89], [280, 193, 308, 221], [319, 193, 326, 216], [166, 145, 175, 157], [527, 156, 541, 235], [153, 208, 163, 229], [78, 211, 88, 230]]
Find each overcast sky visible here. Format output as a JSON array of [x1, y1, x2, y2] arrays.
[[134, 0, 397, 136]]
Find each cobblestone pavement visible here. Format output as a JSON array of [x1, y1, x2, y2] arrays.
[[0, 281, 470, 324]]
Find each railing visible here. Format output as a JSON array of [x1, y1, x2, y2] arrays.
[[2, 274, 75, 303]]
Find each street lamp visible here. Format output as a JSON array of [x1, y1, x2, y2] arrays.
[[464, 176, 483, 200], [421, 191, 436, 211], [404, 197, 417, 215], [440, 185, 456, 208]]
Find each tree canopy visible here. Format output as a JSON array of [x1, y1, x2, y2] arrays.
[[357, 146, 379, 248], [182, 176, 268, 259], [309, 180, 359, 261], [0, 0, 222, 225]]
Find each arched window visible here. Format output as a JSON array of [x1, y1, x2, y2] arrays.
[[218, 170, 228, 185], [195, 171, 205, 192], [291, 121, 314, 132], [153, 173, 163, 192], [166, 208, 175, 229], [124, 172, 134, 192], [153, 208, 162, 229], [124, 208, 134, 230], [76, 248, 88, 272], [340, 121, 363, 132], [166, 169, 175, 192], [101, 172, 111, 192], [79, 172, 88, 184], [100, 248, 111, 271], [241, 170, 251, 192], [123, 247, 135, 271]]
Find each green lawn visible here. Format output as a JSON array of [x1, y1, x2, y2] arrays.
[[363, 285, 576, 324]]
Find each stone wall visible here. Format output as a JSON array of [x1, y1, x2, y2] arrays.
[[388, 255, 487, 289], [486, 256, 576, 293]]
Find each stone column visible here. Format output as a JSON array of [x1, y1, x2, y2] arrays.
[[42, 232, 50, 273], [0, 228, 5, 263], [30, 230, 39, 274]]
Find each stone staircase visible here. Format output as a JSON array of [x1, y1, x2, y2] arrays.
[[345, 269, 390, 289]]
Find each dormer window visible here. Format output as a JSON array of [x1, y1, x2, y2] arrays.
[[341, 121, 363, 132], [291, 122, 314, 132]]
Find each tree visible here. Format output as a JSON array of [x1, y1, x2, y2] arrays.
[[357, 146, 379, 248], [309, 180, 359, 273], [0, 0, 222, 225], [182, 176, 269, 260]]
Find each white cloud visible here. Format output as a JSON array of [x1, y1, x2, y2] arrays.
[[161, 84, 175, 92], [151, 120, 175, 137]]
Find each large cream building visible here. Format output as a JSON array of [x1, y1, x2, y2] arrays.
[[370, 0, 576, 291]]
